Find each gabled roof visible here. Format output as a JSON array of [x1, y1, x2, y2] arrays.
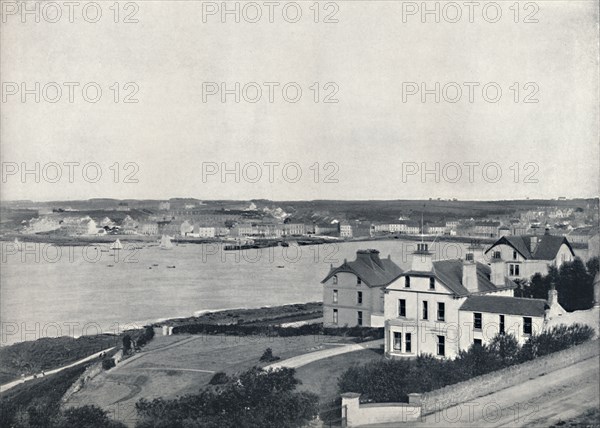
[[485, 235, 575, 260], [395, 260, 516, 297], [321, 249, 403, 288], [460, 295, 548, 317]]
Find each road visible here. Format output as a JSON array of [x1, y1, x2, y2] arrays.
[[0, 346, 116, 393], [400, 355, 600, 427], [265, 339, 383, 370]]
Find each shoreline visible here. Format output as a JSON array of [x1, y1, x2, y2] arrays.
[[2, 233, 589, 249]]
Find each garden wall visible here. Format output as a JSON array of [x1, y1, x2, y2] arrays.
[[417, 339, 599, 414]]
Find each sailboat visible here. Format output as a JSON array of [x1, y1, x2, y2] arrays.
[[159, 235, 174, 250], [110, 239, 123, 250]]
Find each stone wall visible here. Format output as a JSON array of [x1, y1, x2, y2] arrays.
[[418, 339, 599, 414], [342, 393, 421, 427]]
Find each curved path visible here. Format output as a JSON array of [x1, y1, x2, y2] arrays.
[[0, 346, 116, 393], [264, 339, 383, 370]]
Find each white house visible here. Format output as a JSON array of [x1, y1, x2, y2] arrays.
[[384, 243, 521, 359], [484, 232, 575, 280]]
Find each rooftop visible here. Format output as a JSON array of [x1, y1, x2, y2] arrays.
[[322, 249, 403, 288], [486, 235, 575, 260], [460, 295, 548, 317]]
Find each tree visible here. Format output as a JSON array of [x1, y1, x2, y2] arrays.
[[55, 405, 126, 428], [259, 348, 280, 362], [122, 335, 132, 354]]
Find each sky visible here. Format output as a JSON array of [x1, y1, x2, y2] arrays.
[[1, 0, 598, 202]]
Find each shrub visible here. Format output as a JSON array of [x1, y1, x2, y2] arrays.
[[259, 348, 281, 363], [209, 372, 229, 385], [519, 324, 595, 361], [135, 367, 318, 428], [337, 327, 594, 403], [102, 358, 116, 370]]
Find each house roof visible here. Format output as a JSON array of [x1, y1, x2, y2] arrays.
[[474, 221, 501, 227], [396, 260, 516, 297], [460, 295, 548, 317], [485, 235, 575, 260], [321, 249, 403, 288]]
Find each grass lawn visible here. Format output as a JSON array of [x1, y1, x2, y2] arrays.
[[295, 347, 385, 402], [63, 333, 355, 426]]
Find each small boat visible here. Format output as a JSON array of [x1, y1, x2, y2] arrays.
[[152, 264, 158, 267], [110, 239, 123, 250], [277, 265, 285, 268], [167, 265, 176, 269], [107, 264, 114, 267], [159, 235, 174, 250]]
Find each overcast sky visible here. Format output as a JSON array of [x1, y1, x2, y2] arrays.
[[1, 1, 598, 201]]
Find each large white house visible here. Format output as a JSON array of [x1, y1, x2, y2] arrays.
[[484, 233, 575, 280], [322, 250, 403, 327]]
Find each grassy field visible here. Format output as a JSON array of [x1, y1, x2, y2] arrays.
[[295, 348, 385, 402], [63, 333, 356, 426]]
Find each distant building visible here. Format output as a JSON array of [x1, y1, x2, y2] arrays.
[[61, 216, 98, 235], [116, 203, 130, 212], [322, 250, 403, 328], [139, 222, 159, 235], [283, 223, 306, 236], [485, 233, 576, 280], [159, 201, 171, 211], [473, 221, 501, 237], [498, 225, 511, 237], [426, 223, 446, 235], [339, 221, 353, 238]]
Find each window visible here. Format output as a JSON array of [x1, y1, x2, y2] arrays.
[[429, 277, 435, 290], [499, 315, 505, 334], [513, 250, 517, 260], [474, 339, 482, 346], [437, 335, 445, 356], [357, 311, 363, 326], [437, 302, 445, 321], [493, 251, 501, 259], [398, 299, 406, 317], [357, 277, 362, 285], [332, 275, 338, 285], [509, 264, 520, 276], [474, 313, 482, 330], [422, 301, 428, 320], [332, 309, 338, 324], [333, 290, 338, 304], [357, 291, 363, 305], [393, 332, 402, 350], [405, 333, 412, 353], [405, 276, 410, 288], [523, 317, 532, 335]]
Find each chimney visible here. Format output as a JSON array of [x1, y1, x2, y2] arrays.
[[356, 249, 383, 268], [530, 236, 539, 253], [412, 243, 433, 272], [490, 252, 505, 286], [462, 253, 478, 293], [467, 243, 484, 263], [546, 282, 566, 318]]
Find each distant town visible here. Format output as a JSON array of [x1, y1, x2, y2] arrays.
[[2, 198, 598, 252]]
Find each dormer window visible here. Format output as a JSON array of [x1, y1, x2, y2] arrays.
[[405, 276, 410, 288], [429, 277, 435, 290], [357, 277, 362, 285], [332, 275, 338, 285]]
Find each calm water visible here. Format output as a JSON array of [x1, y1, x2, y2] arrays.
[[0, 239, 587, 345]]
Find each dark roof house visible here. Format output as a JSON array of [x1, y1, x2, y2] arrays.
[[321, 249, 403, 287], [485, 234, 575, 260], [399, 260, 516, 297]]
